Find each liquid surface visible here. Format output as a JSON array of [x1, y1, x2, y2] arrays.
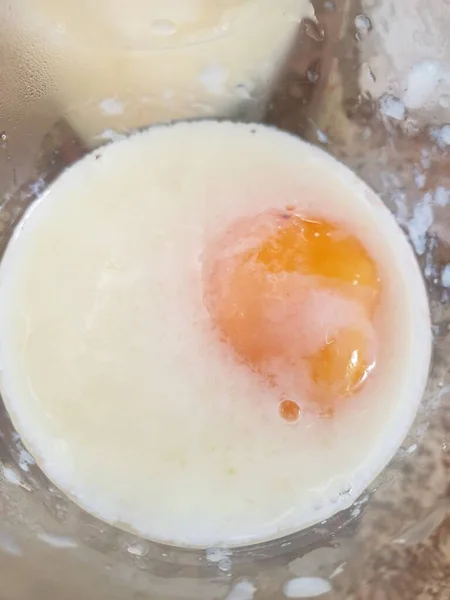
[[0, 121, 431, 547]]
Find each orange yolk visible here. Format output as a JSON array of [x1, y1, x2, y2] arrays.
[[202, 210, 381, 417]]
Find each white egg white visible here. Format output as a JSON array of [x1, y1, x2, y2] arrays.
[[0, 121, 431, 547]]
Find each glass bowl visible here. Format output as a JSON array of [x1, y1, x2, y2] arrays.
[[0, 1, 449, 598]]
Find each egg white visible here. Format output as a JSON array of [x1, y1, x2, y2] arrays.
[[0, 121, 431, 547]]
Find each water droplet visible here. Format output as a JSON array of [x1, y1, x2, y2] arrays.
[[303, 19, 324, 43], [127, 543, 148, 557], [151, 19, 177, 36], [219, 558, 233, 572], [54, 500, 69, 521], [206, 547, 232, 563], [306, 65, 320, 84], [316, 129, 328, 144], [354, 14, 372, 35], [283, 577, 332, 598]]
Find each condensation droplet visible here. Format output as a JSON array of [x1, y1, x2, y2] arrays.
[[206, 547, 232, 563], [303, 19, 325, 43], [283, 577, 332, 598], [354, 14, 372, 35], [127, 542, 148, 557], [54, 500, 69, 521], [151, 19, 177, 36], [316, 129, 328, 144], [219, 557, 233, 572], [306, 66, 320, 84]]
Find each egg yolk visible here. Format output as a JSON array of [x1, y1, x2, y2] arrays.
[[202, 210, 381, 417]]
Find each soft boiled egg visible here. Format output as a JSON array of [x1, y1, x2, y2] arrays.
[[0, 121, 431, 547]]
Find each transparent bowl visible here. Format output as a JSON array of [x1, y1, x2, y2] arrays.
[[1, 1, 449, 599]]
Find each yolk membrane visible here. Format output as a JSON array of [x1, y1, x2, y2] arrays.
[[202, 210, 381, 417]]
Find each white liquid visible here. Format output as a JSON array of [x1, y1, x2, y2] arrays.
[[6, 0, 314, 146], [0, 122, 431, 547]]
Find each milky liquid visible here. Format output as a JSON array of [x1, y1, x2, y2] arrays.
[[5, 0, 314, 146], [0, 122, 431, 547]]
